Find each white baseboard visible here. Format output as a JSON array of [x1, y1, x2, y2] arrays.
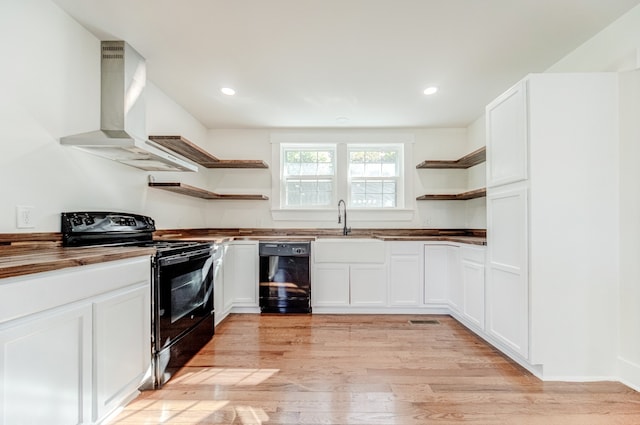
[[618, 356, 640, 391]]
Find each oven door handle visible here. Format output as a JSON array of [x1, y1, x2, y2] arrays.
[[159, 254, 191, 266]]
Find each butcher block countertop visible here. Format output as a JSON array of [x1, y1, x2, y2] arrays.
[[0, 228, 485, 280], [0, 244, 156, 280]]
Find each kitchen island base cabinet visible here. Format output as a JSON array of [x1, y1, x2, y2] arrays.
[[0, 257, 152, 425]]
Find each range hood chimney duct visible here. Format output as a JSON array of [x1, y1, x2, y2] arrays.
[[60, 41, 197, 172]]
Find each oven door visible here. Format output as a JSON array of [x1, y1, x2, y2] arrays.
[[155, 247, 214, 352]]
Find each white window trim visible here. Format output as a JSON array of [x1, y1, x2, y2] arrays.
[[270, 132, 415, 222]]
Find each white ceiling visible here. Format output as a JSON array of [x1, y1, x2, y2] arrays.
[[52, 0, 640, 129]]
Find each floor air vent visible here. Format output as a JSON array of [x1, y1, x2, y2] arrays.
[[409, 319, 440, 325]]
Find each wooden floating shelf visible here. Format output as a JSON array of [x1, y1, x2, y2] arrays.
[[416, 146, 486, 169], [416, 188, 486, 201], [149, 135, 269, 169], [149, 182, 269, 200]]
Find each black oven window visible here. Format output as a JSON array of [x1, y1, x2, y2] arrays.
[[158, 254, 214, 343]]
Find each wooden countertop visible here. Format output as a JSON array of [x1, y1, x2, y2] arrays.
[[0, 228, 485, 280], [0, 245, 156, 280]]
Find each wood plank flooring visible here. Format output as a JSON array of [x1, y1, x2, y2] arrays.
[[109, 314, 640, 425]]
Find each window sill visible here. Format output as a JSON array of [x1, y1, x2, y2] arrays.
[[271, 208, 414, 222]]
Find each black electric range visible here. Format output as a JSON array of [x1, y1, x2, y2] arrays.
[[61, 211, 216, 388]]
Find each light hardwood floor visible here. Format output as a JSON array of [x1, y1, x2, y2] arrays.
[[110, 314, 640, 425]]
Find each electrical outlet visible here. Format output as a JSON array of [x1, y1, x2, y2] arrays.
[[423, 217, 432, 227], [16, 205, 35, 229]]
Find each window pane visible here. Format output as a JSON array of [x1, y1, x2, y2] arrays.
[[381, 163, 396, 177], [350, 163, 365, 177], [317, 163, 334, 175], [366, 180, 382, 194], [285, 151, 300, 163], [383, 193, 396, 207], [317, 180, 332, 192], [350, 151, 364, 163], [365, 151, 381, 163], [352, 180, 366, 194], [364, 163, 381, 177], [285, 163, 301, 176], [300, 162, 318, 175]]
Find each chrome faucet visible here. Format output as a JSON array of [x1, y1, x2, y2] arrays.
[[337, 199, 351, 236]]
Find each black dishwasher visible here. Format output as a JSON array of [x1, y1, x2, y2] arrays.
[[259, 241, 311, 314]]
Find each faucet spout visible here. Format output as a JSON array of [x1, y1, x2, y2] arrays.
[[337, 199, 351, 236]]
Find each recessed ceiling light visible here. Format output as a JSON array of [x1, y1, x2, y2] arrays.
[[423, 86, 438, 95], [336, 116, 350, 125], [221, 87, 236, 96]]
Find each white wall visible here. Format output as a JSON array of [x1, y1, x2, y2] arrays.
[[543, 4, 640, 389], [202, 128, 480, 229], [618, 70, 640, 389], [0, 0, 210, 233], [465, 116, 487, 229]]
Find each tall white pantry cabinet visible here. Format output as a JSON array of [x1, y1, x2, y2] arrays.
[[485, 73, 619, 379]]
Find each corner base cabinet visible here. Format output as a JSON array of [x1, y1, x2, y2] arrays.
[[0, 257, 152, 425]]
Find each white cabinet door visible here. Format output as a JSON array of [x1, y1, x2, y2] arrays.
[[213, 244, 228, 324], [389, 255, 422, 306], [350, 264, 387, 306], [93, 283, 151, 421], [486, 184, 528, 358], [226, 242, 259, 307], [0, 304, 92, 425], [462, 260, 485, 329], [447, 246, 462, 313], [312, 264, 350, 306], [424, 244, 449, 305], [486, 80, 528, 188]]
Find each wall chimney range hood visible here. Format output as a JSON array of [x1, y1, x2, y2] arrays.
[[61, 41, 198, 172]]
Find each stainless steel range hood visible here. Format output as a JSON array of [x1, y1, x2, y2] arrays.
[[61, 41, 197, 172]]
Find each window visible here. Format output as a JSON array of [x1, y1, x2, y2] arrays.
[[349, 146, 401, 208], [280, 143, 403, 209], [281, 145, 336, 208]]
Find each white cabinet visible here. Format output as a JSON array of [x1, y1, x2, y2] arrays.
[[423, 244, 454, 306], [447, 246, 462, 313], [486, 80, 528, 188], [486, 184, 528, 357], [212, 244, 229, 324], [388, 242, 423, 307], [313, 239, 387, 309], [93, 283, 150, 421], [486, 73, 619, 377], [225, 241, 259, 310], [0, 257, 151, 425], [313, 263, 386, 307], [349, 264, 387, 307], [313, 264, 350, 306], [460, 245, 486, 330], [0, 304, 92, 425]]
